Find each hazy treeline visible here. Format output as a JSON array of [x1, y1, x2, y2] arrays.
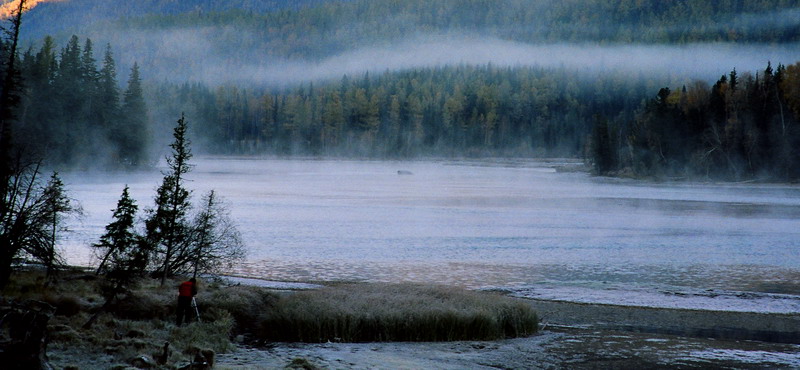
[[591, 62, 800, 181], [150, 66, 666, 157], [111, 0, 800, 60], [5, 35, 150, 168]]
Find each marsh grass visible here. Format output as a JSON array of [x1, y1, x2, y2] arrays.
[[255, 283, 539, 342], [4, 271, 538, 367]]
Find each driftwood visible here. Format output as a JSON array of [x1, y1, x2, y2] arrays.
[[0, 300, 55, 370]]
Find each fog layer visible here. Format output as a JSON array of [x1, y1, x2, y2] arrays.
[[115, 33, 799, 86]]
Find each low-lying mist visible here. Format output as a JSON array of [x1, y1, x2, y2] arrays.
[[106, 32, 799, 86]]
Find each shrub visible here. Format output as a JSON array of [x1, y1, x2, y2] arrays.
[[255, 283, 538, 342], [45, 295, 83, 317]]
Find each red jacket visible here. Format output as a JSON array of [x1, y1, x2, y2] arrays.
[[179, 281, 196, 297]]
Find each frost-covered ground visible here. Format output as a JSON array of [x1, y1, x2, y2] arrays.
[[506, 284, 800, 313], [217, 327, 800, 369], [219, 275, 323, 290]]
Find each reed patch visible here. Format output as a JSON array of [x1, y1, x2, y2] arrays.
[[253, 283, 539, 342]]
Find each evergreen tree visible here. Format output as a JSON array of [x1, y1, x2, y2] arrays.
[[144, 113, 193, 286], [119, 62, 149, 166], [97, 43, 121, 152], [39, 172, 78, 282], [590, 116, 615, 175], [93, 185, 140, 276]]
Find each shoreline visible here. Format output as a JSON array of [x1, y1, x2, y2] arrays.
[[217, 274, 800, 343], [5, 268, 797, 368]]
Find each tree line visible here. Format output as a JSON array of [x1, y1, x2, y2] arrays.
[[590, 62, 800, 181], [152, 66, 662, 157]]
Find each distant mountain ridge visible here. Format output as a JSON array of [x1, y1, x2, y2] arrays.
[[19, 0, 800, 46], [17, 0, 338, 41]]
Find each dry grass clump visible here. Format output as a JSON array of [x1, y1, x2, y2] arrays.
[[204, 285, 279, 328], [257, 283, 538, 343]]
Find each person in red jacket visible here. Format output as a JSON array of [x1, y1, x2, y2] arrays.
[[176, 278, 198, 326]]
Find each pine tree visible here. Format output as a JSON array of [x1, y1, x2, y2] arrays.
[[145, 113, 193, 286], [97, 43, 121, 143], [590, 116, 615, 175], [94, 185, 140, 276], [119, 62, 149, 167], [39, 172, 78, 282]]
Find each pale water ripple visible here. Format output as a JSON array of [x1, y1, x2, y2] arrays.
[[61, 157, 800, 312]]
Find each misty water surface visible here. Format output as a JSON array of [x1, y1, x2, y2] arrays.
[[62, 158, 800, 310]]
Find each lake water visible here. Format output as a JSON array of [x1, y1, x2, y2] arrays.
[[62, 157, 800, 313]]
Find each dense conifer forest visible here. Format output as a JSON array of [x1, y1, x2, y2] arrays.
[[595, 63, 800, 181], [150, 66, 657, 158], [1, 35, 149, 168]]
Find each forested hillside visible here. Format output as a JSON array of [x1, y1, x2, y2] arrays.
[[20, 0, 800, 50], [4, 0, 800, 179], [118, 0, 800, 57], [13, 0, 799, 86]]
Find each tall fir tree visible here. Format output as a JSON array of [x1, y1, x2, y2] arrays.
[[119, 62, 149, 166], [94, 185, 140, 276], [144, 113, 193, 286], [40, 172, 78, 282]]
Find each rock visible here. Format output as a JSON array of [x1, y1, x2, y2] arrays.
[[178, 347, 215, 370], [128, 354, 157, 368], [287, 357, 320, 370]]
